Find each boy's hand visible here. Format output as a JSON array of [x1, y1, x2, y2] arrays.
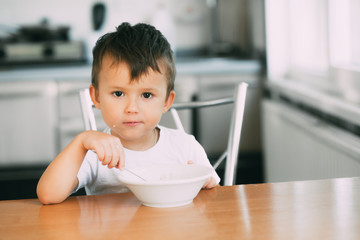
[[202, 177, 217, 189], [82, 131, 125, 169], [187, 160, 217, 189]]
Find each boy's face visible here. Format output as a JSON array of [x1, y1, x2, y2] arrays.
[[90, 55, 175, 149]]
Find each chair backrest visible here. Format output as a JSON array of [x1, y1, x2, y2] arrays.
[[79, 82, 248, 186], [79, 88, 97, 131], [170, 82, 248, 186]]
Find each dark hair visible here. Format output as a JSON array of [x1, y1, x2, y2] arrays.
[[91, 22, 176, 97]]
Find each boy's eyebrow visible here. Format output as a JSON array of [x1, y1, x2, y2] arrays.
[[107, 85, 160, 92], [108, 85, 126, 90], [140, 87, 160, 92]]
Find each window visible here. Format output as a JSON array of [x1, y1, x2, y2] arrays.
[[289, 0, 328, 74], [329, 0, 360, 67], [266, 0, 360, 102]]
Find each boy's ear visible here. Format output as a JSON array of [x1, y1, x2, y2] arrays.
[[163, 91, 175, 113], [89, 85, 101, 109]]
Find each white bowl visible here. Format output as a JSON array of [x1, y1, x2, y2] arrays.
[[119, 164, 213, 208]]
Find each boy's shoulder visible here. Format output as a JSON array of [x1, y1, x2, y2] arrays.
[[158, 125, 194, 141]]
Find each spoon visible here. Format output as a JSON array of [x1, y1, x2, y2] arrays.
[[123, 168, 147, 182]]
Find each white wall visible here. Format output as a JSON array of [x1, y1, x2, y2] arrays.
[[0, 0, 212, 52], [0, 0, 265, 59]]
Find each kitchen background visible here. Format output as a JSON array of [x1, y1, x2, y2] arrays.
[[1, 0, 359, 200]]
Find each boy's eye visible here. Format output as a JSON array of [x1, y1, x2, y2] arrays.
[[142, 92, 153, 99], [113, 91, 124, 97]]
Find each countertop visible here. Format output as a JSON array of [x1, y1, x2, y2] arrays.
[[266, 79, 360, 128], [0, 58, 262, 81]]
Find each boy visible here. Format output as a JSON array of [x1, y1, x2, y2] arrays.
[[37, 22, 220, 204]]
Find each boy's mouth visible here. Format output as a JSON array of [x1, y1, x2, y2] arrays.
[[123, 121, 141, 127]]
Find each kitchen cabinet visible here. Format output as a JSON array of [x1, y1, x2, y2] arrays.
[[0, 80, 57, 166], [0, 77, 91, 166], [262, 99, 360, 183], [159, 75, 198, 133], [160, 71, 262, 159], [57, 80, 89, 150], [197, 74, 262, 157], [57, 80, 107, 150]]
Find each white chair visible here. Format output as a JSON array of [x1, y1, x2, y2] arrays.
[[79, 82, 248, 186], [79, 88, 97, 131]]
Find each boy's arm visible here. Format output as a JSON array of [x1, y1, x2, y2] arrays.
[[37, 130, 125, 204]]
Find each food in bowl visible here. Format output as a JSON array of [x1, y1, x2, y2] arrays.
[[118, 164, 214, 208]]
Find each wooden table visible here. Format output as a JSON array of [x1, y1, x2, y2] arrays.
[[1, 177, 360, 240]]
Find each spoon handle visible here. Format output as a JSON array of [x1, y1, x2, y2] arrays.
[[124, 168, 147, 181]]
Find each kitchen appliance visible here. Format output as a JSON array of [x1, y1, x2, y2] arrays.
[[92, 2, 106, 31], [85, 2, 107, 63], [0, 22, 85, 66]]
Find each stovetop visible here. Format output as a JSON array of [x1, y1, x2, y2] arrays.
[[0, 22, 86, 66], [0, 41, 86, 66]]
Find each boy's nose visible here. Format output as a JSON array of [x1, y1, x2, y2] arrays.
[[124, 97, 139, 113]]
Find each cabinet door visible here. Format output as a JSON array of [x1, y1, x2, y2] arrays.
[[197, 75, 262, 157], [262, 99, 360, 182], [159, 75, 198, 133], [0, 80, 57, 166], [58, 80, 106, 151]]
